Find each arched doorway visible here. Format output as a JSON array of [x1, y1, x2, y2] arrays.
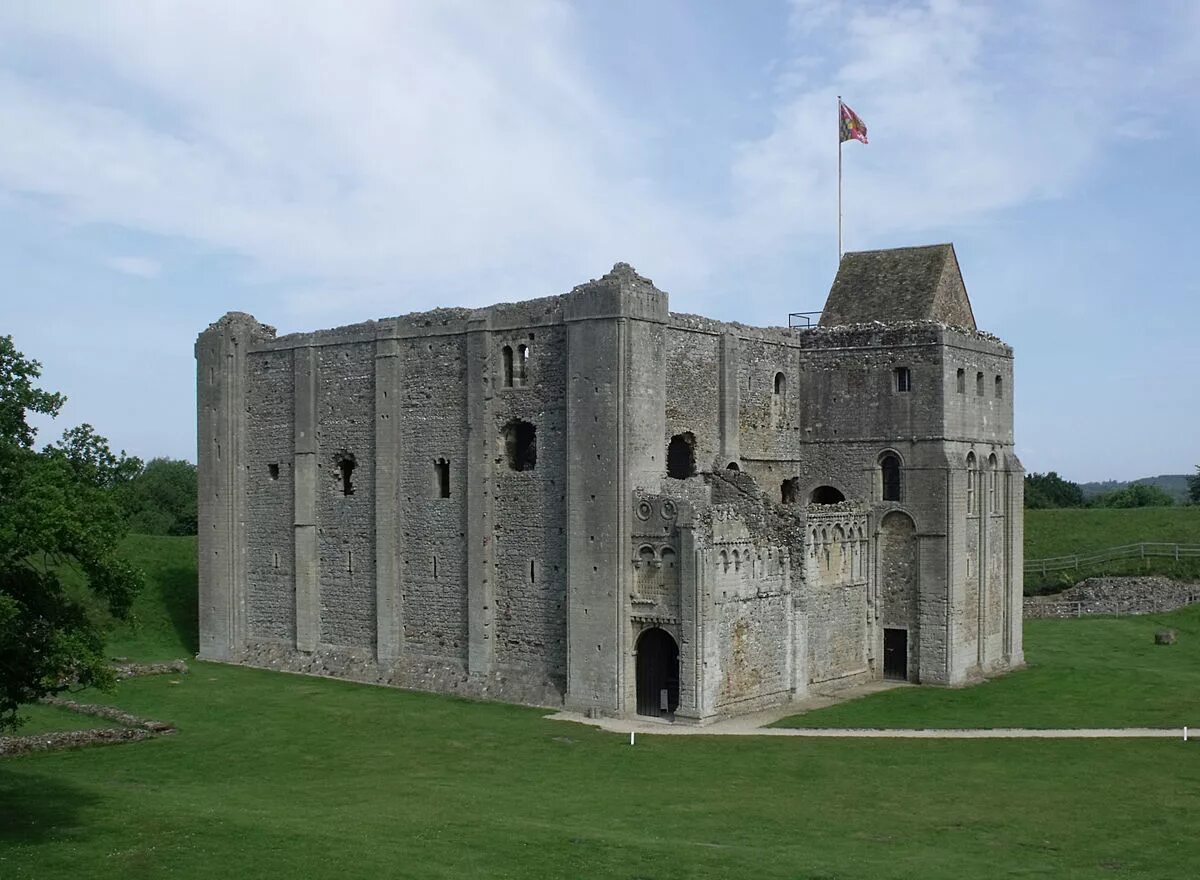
[[635, 628, 679, 718]]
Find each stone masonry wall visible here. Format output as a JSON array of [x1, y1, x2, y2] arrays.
[[491, 324, 568, 684], [317, 341, 376, 650], [245, 348, 296, 642], [398, 331, 469, 662]]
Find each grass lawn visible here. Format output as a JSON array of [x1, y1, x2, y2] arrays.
[[776, 606, 1200, 729], [2, 535, 1199, 879], [1025, 507, 1200, 590]]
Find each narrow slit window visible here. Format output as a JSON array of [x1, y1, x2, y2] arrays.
[[956, 368, 965, 394], [529, 560, 536, 583], [995, 375, 1003, 398], [433, 555, 438, 580], [337, 455, 356, 496], [976, 371, 984, 396], [895, 367, 912, 392], [966, 452, 977, 514], [435, 458, 450, 498], [347, 550, 354, 573]]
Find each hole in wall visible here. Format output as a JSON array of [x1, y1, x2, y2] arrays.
[[502, 420, 537, 471], [667, 432, 696, 479]]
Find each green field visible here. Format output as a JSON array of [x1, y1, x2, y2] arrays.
[[777, 607, 1200, 729], [3, 535, 1199, 879], [1024, 506, 1200, 591]]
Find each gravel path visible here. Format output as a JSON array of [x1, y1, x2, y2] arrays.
[[547, 711, 1193, 739]]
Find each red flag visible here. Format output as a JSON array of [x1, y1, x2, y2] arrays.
[[840, 101, 868, 144]]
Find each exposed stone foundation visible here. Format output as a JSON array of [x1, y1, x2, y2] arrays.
[[1024, 577, 1200, 619]]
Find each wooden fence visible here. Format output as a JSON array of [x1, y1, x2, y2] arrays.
[[1024, 543, 1200, 577]]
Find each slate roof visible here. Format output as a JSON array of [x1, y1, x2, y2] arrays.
[[818, 243, 976, 330]]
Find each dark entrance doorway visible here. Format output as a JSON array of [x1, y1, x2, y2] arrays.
[[635, 628, 679, 718], [883, 628, 908, 681]]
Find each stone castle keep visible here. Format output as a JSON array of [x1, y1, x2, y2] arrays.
[[197, 243, 1023, 722]]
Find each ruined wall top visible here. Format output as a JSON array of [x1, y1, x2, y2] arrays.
[[819, 243, 977, 331]]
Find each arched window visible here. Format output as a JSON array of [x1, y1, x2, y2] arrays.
[[774, 372, 786, 396], [501, 345, 514, 388], [667, 432, 696, 479], [994, 374, 1003, 398], [966, 451, 977, 514], [880, 453, 902, 502], [726, 461, 740, 471], [517, 344, 529, 386], [988, 453, 999, 513], [719, 550, 729, 573], [976, 371, 984, 396], [956, 368, 965, 394]]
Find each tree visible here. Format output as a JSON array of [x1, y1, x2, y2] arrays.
[[1091, 483, 1175, 509], [1189, 466, 1200, 505], [0, 335, 143, 732], [1024, 471, 1085, 509], [119, 457, 198, 535]]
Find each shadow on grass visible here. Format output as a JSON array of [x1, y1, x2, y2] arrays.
[[0, 767, 102, 844], [161, 565, 199, 655]]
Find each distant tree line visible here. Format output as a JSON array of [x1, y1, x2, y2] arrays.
[[1025, 471, 1184, 510], [116, 457, 197, 535]]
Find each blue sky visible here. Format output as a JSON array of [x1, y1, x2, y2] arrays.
[[1, 0, 1197, 482]]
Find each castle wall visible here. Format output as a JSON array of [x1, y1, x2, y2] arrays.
[[198, 254, 1023, 721], [316, 341, 377, 649], [396, 330, 469, 663], [244, 348, 295, 643]]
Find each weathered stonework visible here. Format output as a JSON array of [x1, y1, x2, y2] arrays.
[[197, 244, 1024, 723]]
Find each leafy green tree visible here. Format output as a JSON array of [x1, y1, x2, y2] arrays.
[[1024, 472, 1085, 509], [0, 335, 143, 732], [120, 457, 198, 535], [1091, 483, 1175, 509], [1189, 466, 1200, 505]]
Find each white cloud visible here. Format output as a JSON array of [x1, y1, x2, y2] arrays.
[[0, 1, 714, 306], [0, 0, 1195, 314], [726, 0, 1200, 254], [106, 255, 161, 278]]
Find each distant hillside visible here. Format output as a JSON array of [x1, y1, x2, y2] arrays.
[[1080, 474, 1192, 503]]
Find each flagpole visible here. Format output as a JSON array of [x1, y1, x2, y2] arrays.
[[837, 95, 843, 261]]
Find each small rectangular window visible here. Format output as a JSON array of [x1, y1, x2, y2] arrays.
[[976, 372, 984, 396], [956, 368, 965, 394], [895, 367, 912, 393], [994, 375, 1003, 398]]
